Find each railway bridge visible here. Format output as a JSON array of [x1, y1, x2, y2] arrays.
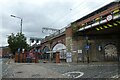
[[37, 1, 120, 62]]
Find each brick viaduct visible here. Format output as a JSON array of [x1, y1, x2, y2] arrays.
[[37, 1, 120, 62]]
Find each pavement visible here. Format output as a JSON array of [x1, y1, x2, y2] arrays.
[[0, 59, 2, 80], [2, 59, 120, 79], [2, 59, 68, 78]]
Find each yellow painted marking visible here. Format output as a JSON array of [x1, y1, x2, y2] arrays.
[[113, 9, 119, 13], [113, 23, 118, 26], [107, 24, 113, 27], [96, 28, 100, 31], [104, 26, 108, 28], [95, 17, 100, 21], [116, 21, 120, 24], [99, 27, 103, 29]]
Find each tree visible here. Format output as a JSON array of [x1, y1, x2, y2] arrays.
[[7, 33, 29, 55]]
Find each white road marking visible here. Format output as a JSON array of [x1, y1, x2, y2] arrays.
[[62, 71, 84, 78], [111, 74, 120, 78]]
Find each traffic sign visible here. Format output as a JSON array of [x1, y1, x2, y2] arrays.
[[106, 14, 112, 21], [85, 45, 90, 50]]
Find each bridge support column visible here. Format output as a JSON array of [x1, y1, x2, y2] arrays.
[[66, 27, 74, 62]]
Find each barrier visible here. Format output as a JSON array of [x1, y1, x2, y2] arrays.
[[15, 53, 18, 62], [14, 52, 39, 63], [56, 52, 60, 63]]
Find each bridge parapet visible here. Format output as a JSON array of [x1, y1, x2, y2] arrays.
[[71, 2, 120, 32], [41, 27, 66, 43]]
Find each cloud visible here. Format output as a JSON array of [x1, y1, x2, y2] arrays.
[[0, 0, 115, 46]]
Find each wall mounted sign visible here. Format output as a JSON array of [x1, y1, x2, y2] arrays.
[[78, 50, 82, 53], [66, 52, 72, 62], [104, 44, 117, 57], [106, 14, 112, 21]]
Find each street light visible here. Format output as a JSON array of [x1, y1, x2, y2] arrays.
[[10, 15, 23, 34], [10, 15, 23, 54]]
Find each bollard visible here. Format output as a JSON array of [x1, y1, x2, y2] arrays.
[[56, 52, 60, 63], [20, 53, 23, 63], [32, 58, 35, 63], [23, 53, 26, 63], [35, 58, 38, 63], [35, 53, 38, 63], [15, 53, 18, 63]]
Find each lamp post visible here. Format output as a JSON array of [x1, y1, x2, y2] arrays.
[[11, 15, 23, 54], [10, 15, 23, 34]]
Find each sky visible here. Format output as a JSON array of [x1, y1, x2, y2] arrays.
[[0, 0, 115, 46]]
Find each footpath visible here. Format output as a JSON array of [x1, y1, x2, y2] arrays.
[[2, 59, 68, 78]]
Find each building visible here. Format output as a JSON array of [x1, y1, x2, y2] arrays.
[[0, 46, 11, 58]]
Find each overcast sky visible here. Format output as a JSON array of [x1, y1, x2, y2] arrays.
[[0, 0, 115, 46]]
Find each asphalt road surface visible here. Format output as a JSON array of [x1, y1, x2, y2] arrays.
[[2, 59, 120, 79]]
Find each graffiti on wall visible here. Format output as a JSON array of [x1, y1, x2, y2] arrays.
[[104, 44, 117, 57]]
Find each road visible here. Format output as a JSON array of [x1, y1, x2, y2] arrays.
[[0, 58, 2, 79], [38, 62, 119, 78], [0, 58, 10, 79], [2, 59, 120, 79]]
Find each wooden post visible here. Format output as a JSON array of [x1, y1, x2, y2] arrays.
[[56, 52, 60, 63], [20, 53, 23, 63], [23, 52, 26, 63], [15, 53, 18, 62], [35, 53, 38, 63]]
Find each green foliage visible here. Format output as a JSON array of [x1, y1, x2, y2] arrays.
[[71, 22, 81, 33], [7, 33, 29, 55], [71, 23, 81, 40]]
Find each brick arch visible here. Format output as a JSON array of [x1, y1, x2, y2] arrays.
[[51, 42, 66, 51], [42, 46, 50, 53], [51, 41, 65, 50], [41, 42, 50, 50]]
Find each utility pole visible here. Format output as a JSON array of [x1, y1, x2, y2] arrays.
[[11, 15, 23, 53], [11, 15, 23, 34]]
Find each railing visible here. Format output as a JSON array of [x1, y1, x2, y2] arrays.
[[41, 27, 67, 43]]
